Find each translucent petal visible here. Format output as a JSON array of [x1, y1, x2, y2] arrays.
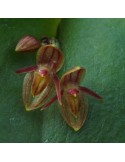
[[23, 72, 54, 111], [59, 88, 88, 131]]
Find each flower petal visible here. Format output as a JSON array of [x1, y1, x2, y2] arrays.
[[23, 72, 54, 111], [23, 72, 34, 110], [36, 45, 64, 72], [60, 88, 88, 131], [61, 66, 86, 87]]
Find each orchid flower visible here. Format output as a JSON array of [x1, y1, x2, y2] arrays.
[[42, 67, 103, 131], [16, 37, 64, 111]]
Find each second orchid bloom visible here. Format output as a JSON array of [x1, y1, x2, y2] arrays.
[[43, 66, 102, 131]]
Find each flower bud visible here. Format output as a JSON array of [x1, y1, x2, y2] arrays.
[[15, 35, 41, 52]]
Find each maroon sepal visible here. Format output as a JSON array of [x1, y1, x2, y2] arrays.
[[79, 86, 103, 100], [16, 65, 38, 74]]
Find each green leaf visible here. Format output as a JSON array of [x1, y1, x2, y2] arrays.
[[1, 18, 125, 142]]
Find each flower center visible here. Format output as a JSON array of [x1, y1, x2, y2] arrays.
[[39, 69, 48, 77], [68, 88, 79, 97]]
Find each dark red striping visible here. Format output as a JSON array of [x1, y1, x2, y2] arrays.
[[43, 46, 50, 63], [75, 69, 82, 83], [49, 47, 55, 69], [53, 49, 61, 71], [50, 47, 55, 62], [38, 46, 48, 64], [57, 50, 62, 69], [52, 48, 58, 70], [64, 75, 68, 86], [40, 84, 53, 103], [57, 50, 61, 62], [69, 73, 72, 82]]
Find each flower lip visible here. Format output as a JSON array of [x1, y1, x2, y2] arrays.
[[39, 69, 48, 77], [68, 88, 79, 97]]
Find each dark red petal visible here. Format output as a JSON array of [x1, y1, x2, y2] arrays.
[[79, 86, 103, 100], [41, 95, 58, 110], [52, 73, 62, 105], [16, 65, 38, 74]]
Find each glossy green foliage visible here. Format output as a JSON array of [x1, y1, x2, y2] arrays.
[[0, 19, 125, 142]]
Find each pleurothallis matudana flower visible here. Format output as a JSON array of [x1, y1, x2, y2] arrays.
[[16, 36, 64, 111], [42, 66, 103, 131]]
